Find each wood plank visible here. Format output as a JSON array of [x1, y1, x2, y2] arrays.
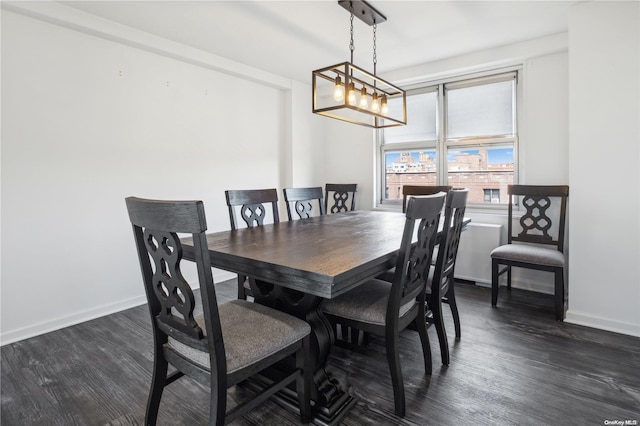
[[2, 280, 638, 425]]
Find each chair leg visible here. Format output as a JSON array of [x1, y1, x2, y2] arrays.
[[446, 285, 461, 340], [350, 327, 360, 345], [336, 323, 349, 341], [415, 306, 432, 375], [554, 268, 565, 321], [296, 336, 312, 423], [205, 364, 230, 426], [507, 266, 512, 292], [385, 332, 405, 417], [491, 259, 499, 307], [362, 331, 370, 346], [237, 274, 247, 300], [431, 294, 450, 366], [145, 354, 168, 426]]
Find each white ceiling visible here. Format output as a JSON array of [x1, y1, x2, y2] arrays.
[[60, 1, 576, 83]]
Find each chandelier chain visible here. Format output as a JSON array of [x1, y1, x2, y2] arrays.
[[372, 23, 377, 75], [349, 12, 355, 63]]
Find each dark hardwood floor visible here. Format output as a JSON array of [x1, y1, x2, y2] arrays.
[[2, 279, 639, 425]]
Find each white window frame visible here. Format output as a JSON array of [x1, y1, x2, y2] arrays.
[[377, 68, 521, 210]]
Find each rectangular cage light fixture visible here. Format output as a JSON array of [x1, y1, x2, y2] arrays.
[[312, 61, 406, 129], [312, 0, 406, 129]]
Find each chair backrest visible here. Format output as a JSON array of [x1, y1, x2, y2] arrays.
[[402, 185, 452, 213], [507, 185, 569, 252], [388, 193, 446, 325], [431, 189, 469, 296], [125, 197, 226, 381], [225, 188, 280, 230], [324, 183, 357, 214], [283, 187, 326, 221]]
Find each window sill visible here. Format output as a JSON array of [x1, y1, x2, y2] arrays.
[[375, 202, 508, 216]]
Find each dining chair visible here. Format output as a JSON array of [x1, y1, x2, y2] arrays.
[[490, 185, 569, 321], [426, 188, 468, 366], [322, 193, 446, 417], [378, 189, 468, 366], [225, 188, 280, 299], [401, 185, 452, 213], [283, 187, 326, 221], [125, 197, 311, 425], [324, 183, 357, 214], [225, 188, 280, 230]]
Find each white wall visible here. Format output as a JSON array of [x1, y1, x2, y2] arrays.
[[321, 7, 639, 336], [3, 1, 637, 342], [521, 52, 569, 185], [323, 120, 374, 210], [0, 6, 323, 343], [567, 1, 640, 336], [346, 36, 571, 294], [288, 80, 327, 188]]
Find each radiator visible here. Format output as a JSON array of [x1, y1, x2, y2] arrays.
[[454, 222, 504, 285]]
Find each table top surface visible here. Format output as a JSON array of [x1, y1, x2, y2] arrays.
[[182, 211, 408, 298], [182, 210, 469, 299]]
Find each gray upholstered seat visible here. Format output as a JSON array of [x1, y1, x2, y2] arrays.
[[490, 185, 569, 321], [170, 300, 310, 373], [126, 197, 312, 425], [379, 189, 469, 367], [322, 279, 415, 326], [491, 244, 565, 267], [321, 193, 446, 417]]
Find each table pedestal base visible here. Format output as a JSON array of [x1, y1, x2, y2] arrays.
[[250, 280, 357, 423], [247, 367, 355, 425]]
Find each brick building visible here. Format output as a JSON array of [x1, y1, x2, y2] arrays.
[[385, 149, 514, 203]]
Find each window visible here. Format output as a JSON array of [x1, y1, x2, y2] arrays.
[[483, 188, 501, 203], [379, 71, 518, 207]]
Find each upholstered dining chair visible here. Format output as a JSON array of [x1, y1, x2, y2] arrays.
[[283, 187, 326, 221], [225, 188, 280, 230], [401, 185, 452, 213], [125, 197, 311, 425], [426, 189, 468, 366], [322, 193, 446, 417], [378, 189, 468, 366], [225, 188, 280, 300], [324, 183, 357, 214], [490, 185, 569, 321], [379, 185, 451, 283]]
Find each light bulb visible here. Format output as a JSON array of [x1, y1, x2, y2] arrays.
[[371, 93, 380, 112], [333, 76, 344, 102], [381, 95, 388, 115], [359, 87, 369, 109], [347, 82, 357, 106]]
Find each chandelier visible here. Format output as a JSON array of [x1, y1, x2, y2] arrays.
[[312, 0, 406, 129]]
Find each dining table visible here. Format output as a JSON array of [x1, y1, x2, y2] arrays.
[[182, 209, 469, 424]]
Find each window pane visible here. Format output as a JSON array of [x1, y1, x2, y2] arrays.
[[447, 80, 514, 138], [384, 150, 437, 200], [384, 92, 437, 143], [447, 146, 514, 204]]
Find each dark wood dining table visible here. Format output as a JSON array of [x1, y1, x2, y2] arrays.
[[182, 210, 468, 424]]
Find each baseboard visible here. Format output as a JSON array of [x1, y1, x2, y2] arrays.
[[472, 278, 554, 295], [0, 294, 148, 346], [0, 270, 237, 346], [565, 310, 640, 338], [455, 274, 490, 286], [472, 280, 640, 338]]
